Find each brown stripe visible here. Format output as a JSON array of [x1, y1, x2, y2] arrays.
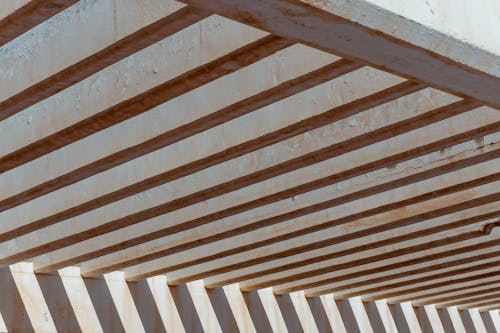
[[0, 80, 424, 243], [120, 160, 500, 281], [341, 263, 500, 300], [238, 213, 500, 292], [172, 206, 500, 285], [315, 242, 500, 298], [169, 189, 499, 285], [374, 272, 500, 303], [0, 0, 78, 47], [0, 59, 360, 213], [0, 33, 291, 172], [436, 292, 500, 308], [3, 100, 483, 268]]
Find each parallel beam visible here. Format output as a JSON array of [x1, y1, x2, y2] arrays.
[[343, 263, 500, 301], [0, 57, 357, 214], [130, 160, 500, 283], [411, 283, 500, 307], [83, 144, 498, 277], [305, 243, 500, 297], [0, 34, 292, 174], [2, 77, 423, 265]]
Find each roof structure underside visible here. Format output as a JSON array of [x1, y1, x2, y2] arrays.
[[0, 0, 499, 311]]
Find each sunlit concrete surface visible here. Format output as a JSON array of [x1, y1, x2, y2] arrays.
[[0, 0, 499, 332]]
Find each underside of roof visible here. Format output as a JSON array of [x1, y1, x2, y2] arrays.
[[0, 0, 499, 314]]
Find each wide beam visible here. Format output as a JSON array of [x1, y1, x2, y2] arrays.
[[182, 0, 500, 109]]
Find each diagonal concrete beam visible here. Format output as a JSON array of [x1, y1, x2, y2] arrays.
[[341, 261, 500, 301], [0, 55, 352, 214], [0, 34, 291, 173], [204, 191, 500, 291], [0, 66, 399, 240], [24, 96, 484, 272], [304, 245, 500, 297], [456, 295, 500, 310], [77, 142, 499, 277], [406, 282, 500, 307], [32, 109, 500, 274], [181, 0, 500, 109], [130, 160, 500, 284]]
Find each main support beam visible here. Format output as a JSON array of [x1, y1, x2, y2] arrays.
[[0, 0, 78, 47], [181, 0, 500, 109]]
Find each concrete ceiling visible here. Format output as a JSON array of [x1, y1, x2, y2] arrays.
[[0, 0, 499, 311]]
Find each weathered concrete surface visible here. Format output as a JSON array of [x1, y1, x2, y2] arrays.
[[0, 263, 499, 333], [0, 0, 78, 47], [0, 0, 499, 325]]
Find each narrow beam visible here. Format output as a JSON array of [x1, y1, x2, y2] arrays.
[[411, 284, 500, 307], [347, 265, 500, 301], [128, 161, 500, 283], [305, 245, 500, 298], [83, 146, 498, 277], [230, 214, 499, 292], [1, 79, 424, 262], [0, 34, 291, 173], [0, 58, 358, 213]]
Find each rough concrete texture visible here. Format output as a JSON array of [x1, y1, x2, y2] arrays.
[[0, 0, 499, 331]]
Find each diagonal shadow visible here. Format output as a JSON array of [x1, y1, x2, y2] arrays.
[[275, 293, 304, 333], [389, 303, 411, 333], [307, 296, 334, 333], [127, 280, 167, 333], [458, 309, 478, 333], [206, 287, 240, 333], [480, 311, 498, 333], [0, 267, 35, 333], [170, 284, 205, 333], [84, 276, 126, 333], [363, 301, 385, 332], [242, 291, 274, 333], [413, 305, 435, 333], [437, 308, 455, 333], [336, 299, 361, 333], [36, 272, 81, 333]]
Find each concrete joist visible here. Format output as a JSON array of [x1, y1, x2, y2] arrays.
[[0, 0, 78, 47]]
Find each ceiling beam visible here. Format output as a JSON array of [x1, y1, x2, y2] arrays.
[[181, 0, 500, 109]]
